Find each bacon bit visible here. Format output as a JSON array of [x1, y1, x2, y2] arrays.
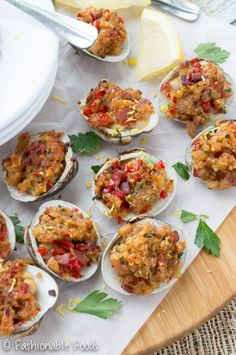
[[117, 216, 124, 224], [160, 191, 168, 199], [48, 289, 57, 297], [47, 180, 54, 190], [173, 96, 177, 103], [51, 96, 66, 105]]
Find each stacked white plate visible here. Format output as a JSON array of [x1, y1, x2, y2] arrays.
[[0, 0, 59, 145]]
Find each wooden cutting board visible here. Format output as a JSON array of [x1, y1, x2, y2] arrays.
[[122, 206, 236, 355]]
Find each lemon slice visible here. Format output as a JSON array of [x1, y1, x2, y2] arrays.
[[55, 0, 150, 10], [136, 8, 184, 81]]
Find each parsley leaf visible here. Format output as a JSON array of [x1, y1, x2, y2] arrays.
[[172, 162, 190, 180], [69, 132, 101, 155], [180, 210, 209, 223], [195, 219, 220, 257], [194, 43, 230, 65], [91, 165, 102, 174], [73, 290, 122, 319], [10, 216, 24, 243]]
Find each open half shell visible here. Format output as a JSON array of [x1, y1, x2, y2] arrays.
[[0, 209, 15, 261], [3, 131, 79, 203], [102, 215, 188, 296], [13, 264, 58, 336], [185, 118, 236, 184], [24, 200, 101, 282], [79, 84, 159, 145], [158, 59, 234, 127], [92, 148, 177, 220]]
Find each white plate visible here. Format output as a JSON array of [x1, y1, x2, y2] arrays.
[[0, 0, 58, 132], [0, 65, 57, 145]]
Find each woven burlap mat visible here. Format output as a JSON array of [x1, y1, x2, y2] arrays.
[[155, 299, 236, 355]]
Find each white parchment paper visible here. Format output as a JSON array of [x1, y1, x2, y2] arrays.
[[0, 10, 236, 355]]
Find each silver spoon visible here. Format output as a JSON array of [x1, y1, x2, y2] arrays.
[[4, 0, 98, 49]]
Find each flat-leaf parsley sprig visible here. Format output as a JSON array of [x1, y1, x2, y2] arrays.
[[73, 290, 122, 319], [69, 131, 101, 155], [194, 42, 230, 65]]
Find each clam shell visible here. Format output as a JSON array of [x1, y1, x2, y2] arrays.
[[101, 215, 188, 296], [13, 264, 58, 335], [81, 37, 130, 63], [0, 209, 16, 261], [3, 131, 79, 203], [79, 87, 159, 145], [92, 148, 177, 220], [185, 118, 236, 182], [25, 200, 101, 282], [158, 59, 235, 126]]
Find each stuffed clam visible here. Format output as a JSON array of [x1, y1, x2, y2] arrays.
[[0, 209, 15, 261], [0, 259, 58, 336], [79, 80, 158, 145], [159, 58, 233, 137], [24, 200, 101, 282], [102, 215, 187, 295], [92, 149, 176, 222], [186, 119, 236, 189], [76, 7, 130, 62], [2, 130, 78, 202]]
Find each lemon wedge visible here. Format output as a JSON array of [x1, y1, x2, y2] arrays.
[[55, 0, 150, 10], [136, 8, 184, 81]]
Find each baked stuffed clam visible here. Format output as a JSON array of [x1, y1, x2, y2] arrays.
[[0, 259, 58, 336], [92, 149, 176, 222], [0, 209, 15, 261], [2, 130, 78, 202], [79, 80, 158, 145], [102, 215, 187, 295], [186, 119, 236, 189], [24, 200, 101, 282], [76, 7, 130, 62], [159, 58, 233, 137]]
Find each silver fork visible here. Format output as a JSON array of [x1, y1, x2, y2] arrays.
[[152, 0, 200, 22]]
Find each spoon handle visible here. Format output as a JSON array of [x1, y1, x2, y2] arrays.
[[4, 0, 98, 49]]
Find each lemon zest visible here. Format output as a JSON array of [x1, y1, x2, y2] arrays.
[[55, 304, 65, 317], [8, 278, 16, 293], [140, 137, 147, 145], [51, 96, 67, 105], [159, 104, 168, 113], [86, 181, 92, 189]]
